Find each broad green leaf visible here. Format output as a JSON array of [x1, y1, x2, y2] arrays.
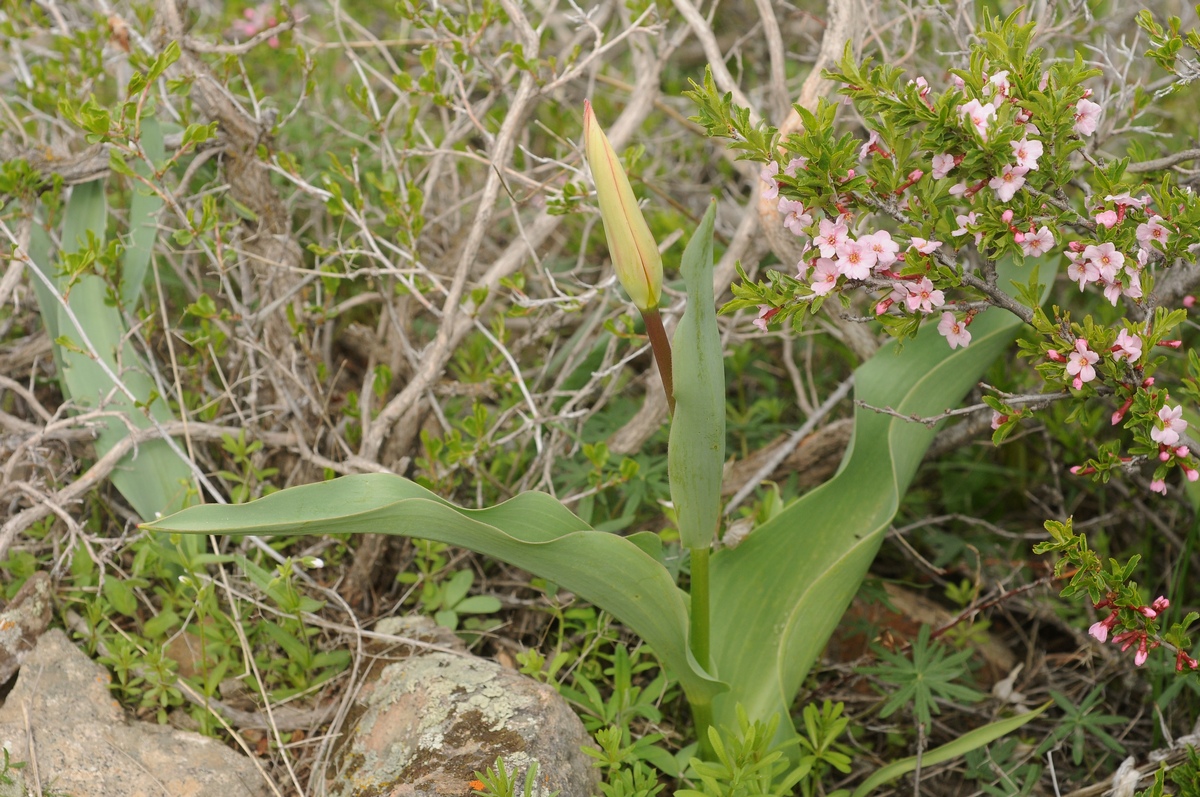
[[850, 702, 1050, 797], [707, 256, 1057, 735], [142, 474, 726, 705], [120, 116, 164, 309], [57, 184, 193, 520], [28, 177, 195, 523], [669, 200, 724, 550]]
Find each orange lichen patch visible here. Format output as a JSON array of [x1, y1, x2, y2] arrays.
[[0, 619, 15, 632]]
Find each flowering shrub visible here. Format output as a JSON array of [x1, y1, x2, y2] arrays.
[[691, 10, 1200, 670]]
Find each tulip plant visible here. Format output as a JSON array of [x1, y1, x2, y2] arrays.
[[147, 90, 1041, 797], [143, 8, 1200, 785]]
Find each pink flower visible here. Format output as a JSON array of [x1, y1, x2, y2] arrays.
[[959, 99, 997, 140], [910, 237, 942, 254], [1106, 192, 1146, 209], [778, 198, 813, 235], [1066, 254, 1098, 289], [937, 312, 971, 349], [931, 153, 956, 179], [859, 230, 900, 269], [990, 164, 1029, 202], [835, 239, 876, 280], [783, 157, 808, 177], [1123, 270, 1143, 300], [1010, 138, 1043, 170], [814, 217, 848, 258], [952, 212, 982, 245], [1095, 209, 1119, 229], [1065, 338, 1099, 387], [760, 161, 780, 200], [809, 258, 841, 295], [1151, 404, 1188, 446], [1074, 97, 1102, 136], [1089, 610, 1119, 643], [859, 130, 884, 159], [905, 277, 945, 313], [1135, 639, 1149, 667], [753, 305, 772, 332], [1136, 216, 1169, 251], [990, 411, 1005, 430], [1111, 330, 1143, 363], [1083, 242, 1124, 277], [1150, 478, 1168, 494], [948, 182, 968, 197], [1020, 226, 1055, 257], [988, 70, 1011, 97]]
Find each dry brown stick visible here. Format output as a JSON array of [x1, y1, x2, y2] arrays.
[[0, 211, 31, 312], [751, 0, 790, 122]]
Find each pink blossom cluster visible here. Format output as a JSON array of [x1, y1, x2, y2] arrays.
[[1065, 240, 1143, 305], [1147, 404, 1199, 490], [752, 70, 1127, 352], [1087, 596, 1192, 669], [232, 3, 282, 48]]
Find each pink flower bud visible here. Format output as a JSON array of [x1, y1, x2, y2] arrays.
[[1177, 447, 1191, 458], [1150, 479, 1168, 494], [1184, 295, 1196, 308], [1159, 339, 1183, 349], [1187, 468, 1200, 482], [1001, 209, 1014, 223], [1013, 231, 1025, 243]]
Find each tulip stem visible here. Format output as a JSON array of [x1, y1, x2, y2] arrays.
[[689, 543, 713, 757], [641, 307, 675, 415]]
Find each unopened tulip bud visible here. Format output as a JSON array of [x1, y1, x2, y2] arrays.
[[583, 100, 662, 312]]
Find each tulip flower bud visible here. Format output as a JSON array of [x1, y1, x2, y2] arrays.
[[583, 100, 662, 311]]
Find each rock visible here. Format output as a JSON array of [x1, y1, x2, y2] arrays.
[[0, 629, 270, 797], [328, 629, 598, 797], [0, 572, 52, 685]]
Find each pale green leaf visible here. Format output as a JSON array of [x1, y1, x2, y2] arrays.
[[142, 475, 726, 705], [669, 200, 724, 550], [120, 116, 164, 309], [707, 256, 1058, 735]]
